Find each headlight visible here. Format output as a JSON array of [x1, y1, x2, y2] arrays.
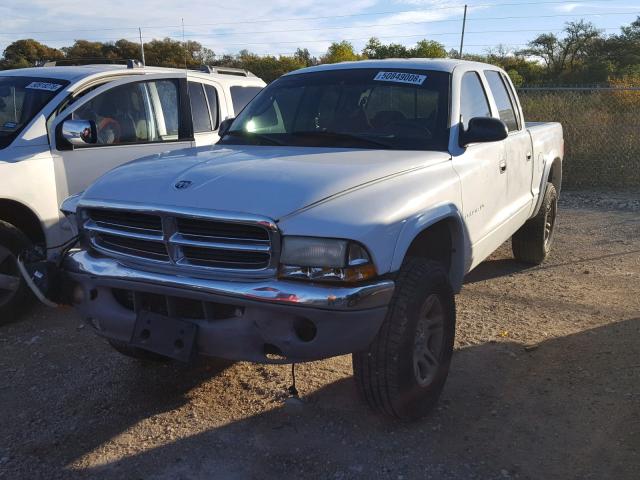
[[279, 236, 376, 282]]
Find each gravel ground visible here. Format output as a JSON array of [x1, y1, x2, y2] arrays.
[[1, 190, 638, 480]]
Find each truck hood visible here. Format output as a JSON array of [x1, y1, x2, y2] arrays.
[[82, 145, 450, 220]]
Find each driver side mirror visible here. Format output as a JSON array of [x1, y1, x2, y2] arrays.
[[61, 119, 96, 146], [218, 117, 235, 138], [460, 117, 508, 147]]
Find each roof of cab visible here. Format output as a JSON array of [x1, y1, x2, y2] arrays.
[[286, 58, 501, 76], [0, 64, 265, 85]]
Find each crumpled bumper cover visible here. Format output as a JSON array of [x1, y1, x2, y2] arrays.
[[64, 250, 395, 363]]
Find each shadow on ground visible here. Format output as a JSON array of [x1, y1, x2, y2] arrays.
[[49, 318, 639, 480]]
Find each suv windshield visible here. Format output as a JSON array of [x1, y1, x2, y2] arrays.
[[0, 76, 68, 149], [220, 68, 450, 151]]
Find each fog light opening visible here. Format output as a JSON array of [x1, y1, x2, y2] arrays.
[[139, 329, 151, 341], [294, 318, 317, 343]]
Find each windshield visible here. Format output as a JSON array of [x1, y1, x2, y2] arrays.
[[0, 76, 68, 149], [219, 68, 451, 151]]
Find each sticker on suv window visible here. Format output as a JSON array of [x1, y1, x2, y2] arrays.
[[25, 82, 63, 92], [373, 71, 427, 85]]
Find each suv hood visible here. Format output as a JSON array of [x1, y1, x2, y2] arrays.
[[82, 145, 450, 220]]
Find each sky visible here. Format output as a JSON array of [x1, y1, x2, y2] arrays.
[[0, 0, 638, 58]]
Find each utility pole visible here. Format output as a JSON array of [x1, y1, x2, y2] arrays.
[[459, 4, 468, 59], [182, 18, 187, 71], [139, 27, 146, 66]]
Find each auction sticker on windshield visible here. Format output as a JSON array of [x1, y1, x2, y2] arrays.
[[25, 82, 63, 92], [373, 71, 427, 85]]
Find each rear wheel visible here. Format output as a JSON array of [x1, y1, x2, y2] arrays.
[[352, 258, 456, 420], [0, 221, 32, 325], [512, 182, 558, 265]]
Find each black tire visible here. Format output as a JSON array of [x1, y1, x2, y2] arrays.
[[352, 258, 456, 420], [512, 182, 558, 265], [0, 221, 33, 325], [108, 339, 171, 363]]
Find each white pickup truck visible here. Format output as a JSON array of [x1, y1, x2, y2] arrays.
[[0, 63, 265, 320], [62, 59, 563, 419]]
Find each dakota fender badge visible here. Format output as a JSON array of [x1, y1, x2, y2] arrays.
[[373, 71, 427, 85], [174, 180, 193, 190]]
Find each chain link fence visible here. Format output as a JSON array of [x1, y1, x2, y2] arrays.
[[518, 87, 640, 189]]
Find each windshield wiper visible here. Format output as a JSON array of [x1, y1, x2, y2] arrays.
[[225, 130, 286, 146], [290, 130, 394, 149]]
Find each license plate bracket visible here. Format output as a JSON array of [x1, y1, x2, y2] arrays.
[[130, 311, 198, 362]]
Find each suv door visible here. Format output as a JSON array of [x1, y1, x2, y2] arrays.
[[451, 70, 509, 266], [50, 74, 193, 201], [484, 70, 534, 219]]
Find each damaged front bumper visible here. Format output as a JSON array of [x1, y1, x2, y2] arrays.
[[64, 250, 395, 363]]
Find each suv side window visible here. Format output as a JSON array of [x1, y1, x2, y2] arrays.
[[484, 70, 519, 131], [229, 86, 262, 114], [460, 72, 491, 130], [72, 79, 181, 146], [188, 82, 212, 133], [204, 84, 219, 130]]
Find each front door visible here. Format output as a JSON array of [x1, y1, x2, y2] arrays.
[[451, 71, 509, 268]]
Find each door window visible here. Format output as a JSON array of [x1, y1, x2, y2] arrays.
[[229, 86, 262, 114], [204, 85, 219, 129], [72, 79, 181, 146], [460, 72, 491, 130], [484, 70, 519, 131], [188, 82, 212, 133]]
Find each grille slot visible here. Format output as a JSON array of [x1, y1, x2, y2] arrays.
[[83, 207, 276, 272], [176, 218, 270, 241], [96, 234, 169, 261], [180, 245, 270, 269], [88, 209, 162, 234]]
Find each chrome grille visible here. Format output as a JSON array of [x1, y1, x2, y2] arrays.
[[83, 207, 277, 272]]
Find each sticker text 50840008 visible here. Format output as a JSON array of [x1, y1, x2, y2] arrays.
[[25, 82, 63, 92], [373, 71, 427, 85]]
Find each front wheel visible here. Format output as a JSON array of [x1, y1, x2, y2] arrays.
[[0, 221, 32, 325], [352, 258, 456, 420]]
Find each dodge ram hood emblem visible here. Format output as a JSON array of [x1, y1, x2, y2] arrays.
[[174, 180, 193, 190]]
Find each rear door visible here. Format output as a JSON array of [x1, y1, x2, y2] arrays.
[[484, 70, 534, 218], [50, 73, 193, 201]]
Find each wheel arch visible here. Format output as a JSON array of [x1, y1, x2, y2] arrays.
[[548, 156, 562, 194], [0, 199, 46, 245], [390, 205, 468, 293]]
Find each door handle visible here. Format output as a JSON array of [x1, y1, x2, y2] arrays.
[[526, 152, 532, 161], [499, 159, 507, 174]]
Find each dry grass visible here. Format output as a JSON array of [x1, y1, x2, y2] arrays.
[[519, 88, 640, 188]]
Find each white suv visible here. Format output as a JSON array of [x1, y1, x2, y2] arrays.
[[0, 62, 265, 320]]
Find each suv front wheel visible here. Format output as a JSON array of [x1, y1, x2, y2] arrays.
[[352, 258, 456, 419], [0, 221, 32, 324]]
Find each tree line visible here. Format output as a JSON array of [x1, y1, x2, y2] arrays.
[[1, 17, 639, 85]]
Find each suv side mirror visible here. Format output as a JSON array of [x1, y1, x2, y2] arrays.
[[62, 119, 96, 146], [460, 117, 508, 147], [218, 117, 235, 138]]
